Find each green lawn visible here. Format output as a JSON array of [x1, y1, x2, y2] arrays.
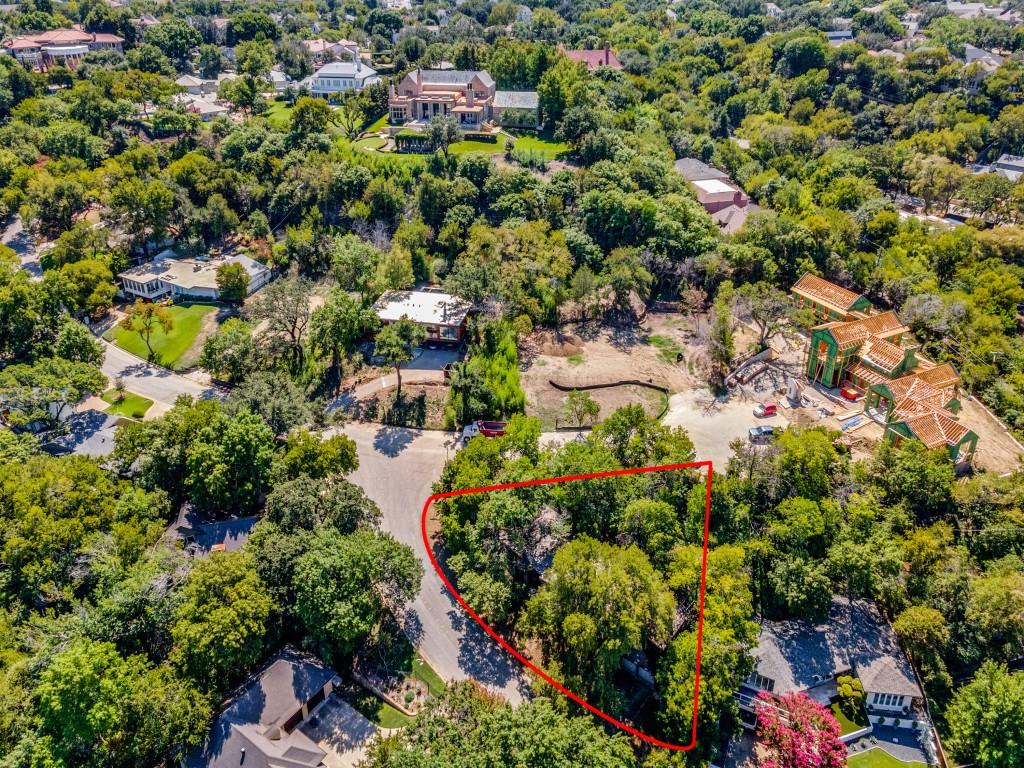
[[105, 303, 217, 369], [264, 99, 294, 130], [830, 700, 868, 737], [354, 135, 388, 151], [364, 113, 388, 133], [448, 138, 505, 155], [348, 691, 415, 729], [847, 748, 927, 768], [101, 389, 153, 419], [411, 653, 445, 697], [508, 132, 570, 159]]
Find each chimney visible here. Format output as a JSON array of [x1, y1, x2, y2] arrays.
[[604, 40, 610, 66]]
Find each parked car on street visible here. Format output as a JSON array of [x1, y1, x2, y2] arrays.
[[461, 420, 508, 441]]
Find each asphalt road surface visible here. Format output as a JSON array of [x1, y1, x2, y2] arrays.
[[101, 341, 221, 414], [335, 421, 529, 705]]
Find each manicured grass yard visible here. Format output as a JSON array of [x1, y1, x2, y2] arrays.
[[449, 138, 505, 155], [411, 653, 445, 697], [101, 389, 153, 419], [364, 113, 388, 133], [348, 691, 415, 729], [508, 132, 570, 159], [830, 699, 868, 736], [264, 99, 294, 130], [105, 303, 217, 369], [847, 748, 926, 768], [354, 135, 388, 151]]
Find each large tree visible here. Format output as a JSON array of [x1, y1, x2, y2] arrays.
[[374, 318, 427, 397], [524, 536, 675, 711], [946, 662, 1024, 768], [119, 299, 173, 362], [294, 528, 422, 657], [170, 551, 273, 689]]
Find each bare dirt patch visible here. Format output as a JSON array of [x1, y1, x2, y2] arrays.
[[959, 395, 1024, 474]]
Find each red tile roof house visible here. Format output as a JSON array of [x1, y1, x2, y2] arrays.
[[560, 41, 623, 71], [3, 26, 123, 70]]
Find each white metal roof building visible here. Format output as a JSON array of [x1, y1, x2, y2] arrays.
[[373, 289, 472, 342]]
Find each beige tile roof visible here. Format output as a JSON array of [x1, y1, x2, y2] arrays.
[[900, 410, 972, 450], [792, 273, 864, 315]]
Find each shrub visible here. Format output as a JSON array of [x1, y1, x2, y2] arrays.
[[836, 675, 866, 719]]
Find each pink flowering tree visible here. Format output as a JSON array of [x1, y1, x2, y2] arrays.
[[754, 690, 847, 768]]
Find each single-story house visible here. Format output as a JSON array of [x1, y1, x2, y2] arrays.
[[167, 504, 260, 557], [492, 90, 541, 128], [38, 409, 126, 457], [738, 597, 927, 735], [118, 252, 271, 301], [674, 158, 752, 228], [373, 289, 472, 343], [186, 647, 340, 768]]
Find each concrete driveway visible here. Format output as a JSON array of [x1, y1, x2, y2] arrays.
[[333, 421, 529, 705], [301, 694, 382, 768], [101, 341, 221, 417]]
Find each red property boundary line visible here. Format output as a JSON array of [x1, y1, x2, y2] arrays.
[[419, 460, 714, 752]]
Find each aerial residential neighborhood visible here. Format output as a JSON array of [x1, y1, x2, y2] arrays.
[[2, 1, 1024, 768]]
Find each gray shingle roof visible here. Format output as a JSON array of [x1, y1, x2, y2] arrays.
[[674, 157, 730, 182], [493, 90, 539, 109], [753, 596, 921, 699], [187, 647, 339, 768]]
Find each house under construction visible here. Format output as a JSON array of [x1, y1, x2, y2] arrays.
[[792, 273, 978, 465]]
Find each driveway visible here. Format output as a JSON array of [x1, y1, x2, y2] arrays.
[[662, 389, 788, 471], [101, 341, 221, 417], [301, 694, 383, 768], [2, 215, 42, 280], [333, 422, 529, 705]]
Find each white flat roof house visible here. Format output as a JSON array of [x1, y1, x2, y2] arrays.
[[373, 289, 472, 342], [308, 60, 380, 99], [118, 252, 271, 301]]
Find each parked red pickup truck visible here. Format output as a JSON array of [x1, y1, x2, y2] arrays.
[[462, 420, 509, 440]]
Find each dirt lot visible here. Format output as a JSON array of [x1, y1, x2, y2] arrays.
[[959, 395, 1024, 474]]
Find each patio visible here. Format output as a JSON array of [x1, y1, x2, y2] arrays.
[[847, 724, 933, 766]]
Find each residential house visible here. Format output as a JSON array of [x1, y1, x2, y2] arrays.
[[186, 647, 340, 768], [947, 0, 1021, 22], [765, 2, 783, 17], [303, 38, 360, 66], [826, 28, 854, 44], [270, 68, 290, 93], [167, 504, 259, 557], [175, 74, 218, 96], [3, 27, 124, 69], [373, 289, 472, 343], [388, 69, 537, 132], [790, 272, 872, 322], [738, 597, 932, 744], [985, 153, 1024, 181], [797, 274, 979, 464], [118, 252, 271, 301], [491, 89, 541, 128], [674, 158, 756, 235], [307, 60, 380, 99], [561, 41, 623, 71], [175, 93, 231, 121], [38, 410, 126, 457], [515, 4, 533, 23]]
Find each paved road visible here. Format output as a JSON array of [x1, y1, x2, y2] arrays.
[[2, 215, 42, 280], [334, 421, 529, 705], [101, 341, 221, 415]]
